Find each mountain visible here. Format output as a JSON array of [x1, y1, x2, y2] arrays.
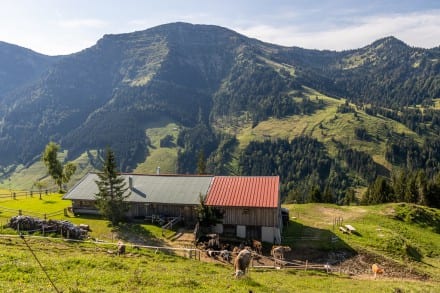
[[275, 36, 440, 106], [0, 23, 440, 197], [0, 41, 58, 98]]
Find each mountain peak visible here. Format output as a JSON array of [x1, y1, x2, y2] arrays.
[[370, 36, 409, 49]]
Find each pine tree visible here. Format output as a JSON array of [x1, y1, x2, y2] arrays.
[[95, 148, 130, 226], [197, 150, 207, 175], [310, 187, 322, 203]]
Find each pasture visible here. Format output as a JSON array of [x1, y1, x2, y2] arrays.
[[0, 193, 439, 291], [0, 236, 438, 292]]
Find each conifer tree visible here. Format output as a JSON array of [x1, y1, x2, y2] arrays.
[[95, 148, 130, 226], [197, 150, 207, 175]]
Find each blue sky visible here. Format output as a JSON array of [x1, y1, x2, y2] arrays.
[[1, 0, 439, 55]]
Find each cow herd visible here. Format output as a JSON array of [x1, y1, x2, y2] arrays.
[[117, 235, 386, 279], [196, 234, 293, 278]]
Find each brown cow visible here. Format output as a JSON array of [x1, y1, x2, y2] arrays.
[[234, 248, 252, 278], [117, 240, 125, 255], [271, 245, 291, 263], [252, 240, 262, 255], [372, 264, 384, 279]]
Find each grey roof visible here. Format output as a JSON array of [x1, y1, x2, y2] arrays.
[[63, 173, 214, 205]]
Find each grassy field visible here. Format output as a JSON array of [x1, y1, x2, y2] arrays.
[[134, 122, 180, 175], [0, 192, 174, 243], [285, 203, 440, 282], [0, 194, 439, 291], [1, 236, 438, 293]]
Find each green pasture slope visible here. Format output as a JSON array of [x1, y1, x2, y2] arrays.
[[0, 193, 439, 292], [2, 86, 426, 192]]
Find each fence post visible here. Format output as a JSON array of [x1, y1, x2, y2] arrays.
[[64, 208, 67, 217], [44, 214, 47, 220], [45, 189, 48, 195], [30, 191, 33, 197], [13, 192, 16, 200], [18, 209, 22, 216]]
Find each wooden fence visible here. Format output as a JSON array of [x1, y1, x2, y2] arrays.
[[0, 205, 66, 220]]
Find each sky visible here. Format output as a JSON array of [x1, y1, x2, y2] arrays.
[[0, 0, 439, 56]]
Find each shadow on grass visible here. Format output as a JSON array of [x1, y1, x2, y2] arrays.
[[42, 200, 57, 204], [281, 220, 357, 265], [113, 222, 170, 248]]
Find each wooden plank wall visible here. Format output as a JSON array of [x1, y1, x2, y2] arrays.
[[220, 207, 278, 227]]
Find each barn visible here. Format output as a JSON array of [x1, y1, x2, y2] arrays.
[[63, 173, 282, 243], [204, 176, 282, 244], [63, 172, 213, 225]]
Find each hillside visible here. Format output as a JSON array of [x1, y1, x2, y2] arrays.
[[0, 41, 58, 99], [0, 23, 439, 196], [0, 194, 439, 291], [284, 203, 440, 280]]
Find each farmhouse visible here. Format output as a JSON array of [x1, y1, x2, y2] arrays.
[[63, 173, 282, 243], [63, 173, 213, 225], [204, 176, 282, 244]]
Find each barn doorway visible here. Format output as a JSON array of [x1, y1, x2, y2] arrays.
[[223, 224, 236, 237], [246, 226, 261, 241]]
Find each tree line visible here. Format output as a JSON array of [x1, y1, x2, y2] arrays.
[[362, 169, 440, 208]]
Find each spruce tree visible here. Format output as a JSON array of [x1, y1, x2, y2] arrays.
[[197, 150, 207, 175], [95, 148, 130, 226]]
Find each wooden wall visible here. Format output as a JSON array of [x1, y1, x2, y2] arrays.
[[218, 206, 279, 227]]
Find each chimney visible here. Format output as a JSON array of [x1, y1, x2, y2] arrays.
[[128, 176, 133, 190], [156, 166, 160, 175]]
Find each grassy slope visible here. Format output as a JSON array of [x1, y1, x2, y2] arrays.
[[1, 119, 182, 189], [0, 195, 439, 291], [284, 203, 440, 281], [1, 86, 427, 189], [0, 150, 100, 191], [234, 88, 419, 165], [2, 237, 437, 293], [134, 122, 180, 174]]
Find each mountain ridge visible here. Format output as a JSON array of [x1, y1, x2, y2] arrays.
[[0, 22, 439, 193]]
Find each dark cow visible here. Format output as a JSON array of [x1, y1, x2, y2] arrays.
[[234, 248, 252, 278], [117, 240, 126, 255]]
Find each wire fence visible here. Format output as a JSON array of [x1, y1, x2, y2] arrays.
[[0, 234, 202, 260]]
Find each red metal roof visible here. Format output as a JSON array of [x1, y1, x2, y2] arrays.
[[205, 176, 279, 208]]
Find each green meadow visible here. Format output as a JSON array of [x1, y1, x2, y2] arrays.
[[0, 193, 439, 292]]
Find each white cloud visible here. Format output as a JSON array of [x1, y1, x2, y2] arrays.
[[235, 10, 440, 50], [59, 18, 108, 29]]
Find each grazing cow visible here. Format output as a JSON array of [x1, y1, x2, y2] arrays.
[[205, 234, 220, 251], [372, 264, 384, 279], [252, 240, 262, 255], [117, 240, 125, 255], [271, 245, 291, 261], [220, 250, 231, 262], [234, 249, 252, 278]]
